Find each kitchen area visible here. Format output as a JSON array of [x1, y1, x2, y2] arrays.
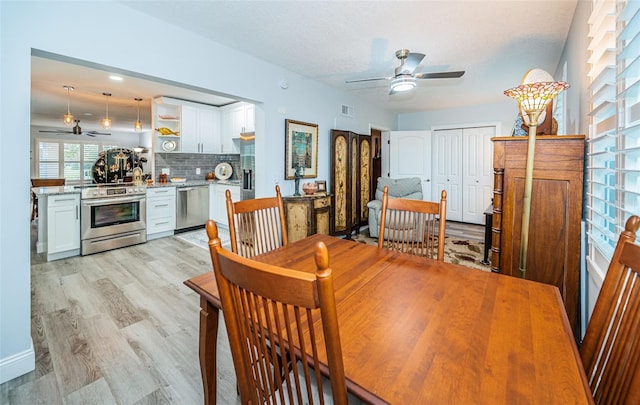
[[32, 97, 255, 261]]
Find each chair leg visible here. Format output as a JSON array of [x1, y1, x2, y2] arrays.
[[31, 196, 38, 221]]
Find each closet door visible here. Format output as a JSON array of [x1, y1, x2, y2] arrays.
[[433, 129, 463, 221], [462, 126, 495, 224], [388, 131, 432, 201]]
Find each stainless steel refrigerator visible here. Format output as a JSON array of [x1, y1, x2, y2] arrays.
[[240, 133, 255, 200]]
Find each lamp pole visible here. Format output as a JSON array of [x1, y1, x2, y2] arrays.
[[518, 109, 542, 278]]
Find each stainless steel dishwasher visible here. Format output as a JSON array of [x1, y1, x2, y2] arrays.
[[176, 185, 209, 229]]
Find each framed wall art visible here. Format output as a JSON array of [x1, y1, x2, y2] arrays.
[[285, 119, 318, 179]]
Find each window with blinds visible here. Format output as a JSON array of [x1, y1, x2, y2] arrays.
[[587, 0, 640, 260], [35, 139, 127, 185]]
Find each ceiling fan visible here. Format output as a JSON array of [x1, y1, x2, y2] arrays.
[[346, 49, 465, 95], [39, 120, 111, 137]]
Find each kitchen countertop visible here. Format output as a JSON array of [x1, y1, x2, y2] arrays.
[[32, 179, 242, 196], [148, 179, 241, 188], [32, 186, 81, 196]]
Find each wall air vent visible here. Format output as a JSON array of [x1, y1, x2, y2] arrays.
[[341, 104, 354, 118]]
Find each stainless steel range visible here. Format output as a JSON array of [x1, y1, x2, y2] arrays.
[[80, 183, 146, 255]]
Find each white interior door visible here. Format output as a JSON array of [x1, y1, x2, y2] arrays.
[[462, 126, 495, 224], [433, 129, 463, 221], [388, 131, 432, 201]]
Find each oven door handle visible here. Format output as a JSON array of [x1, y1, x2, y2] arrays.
[[82, 196, 145, 206]]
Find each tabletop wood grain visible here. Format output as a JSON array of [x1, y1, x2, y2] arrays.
[[185, 234, 593, 404]]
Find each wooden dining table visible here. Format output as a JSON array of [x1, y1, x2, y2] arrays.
[[184, 234, 593, 404]]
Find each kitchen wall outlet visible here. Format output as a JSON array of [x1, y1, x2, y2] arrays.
[[196, 168, 201, 175], [162, 168, 170, 175]]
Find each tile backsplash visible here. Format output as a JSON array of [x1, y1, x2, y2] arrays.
[[154, 153, 240, 181]]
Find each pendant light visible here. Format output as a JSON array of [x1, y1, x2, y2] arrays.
[[101, 92, 112, 129], [134, 98, 143, 131], [62, 85, 74, 126]]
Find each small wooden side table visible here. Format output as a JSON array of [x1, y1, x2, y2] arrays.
[[282, 194, 332, 243]]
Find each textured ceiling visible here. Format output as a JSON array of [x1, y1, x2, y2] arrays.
[[123, 0, 578, 111], [32, 1, 579, 133]]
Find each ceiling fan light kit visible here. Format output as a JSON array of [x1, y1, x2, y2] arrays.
[[63, 85, 74, 126], [390, 76, 416, 93], [102, 92, 112, 129]]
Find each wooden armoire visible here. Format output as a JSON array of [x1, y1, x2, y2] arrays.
[[491, 135, 585, 338], [330, 130, 371, 238]]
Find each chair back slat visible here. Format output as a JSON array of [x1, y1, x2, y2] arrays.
[[581, 215, 640, 404], [206, 220, 348, 405], [227, 185, 288, 258], [378, 187, 447, 261]]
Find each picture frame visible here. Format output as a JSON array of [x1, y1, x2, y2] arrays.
[[315, 180, 327, 194], [285, 119, 318, 180]]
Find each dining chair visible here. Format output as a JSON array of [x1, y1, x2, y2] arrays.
[[205, 219, 349, 405], [226, 184, 288, 258], [378, 186, 447, 261], [31, 178, 65, 221], [580, 215, 640, 404]]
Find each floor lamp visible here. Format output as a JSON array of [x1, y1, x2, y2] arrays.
[[504, 80, 569, 278]]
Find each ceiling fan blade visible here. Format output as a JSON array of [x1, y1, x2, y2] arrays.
[[86, 131, 111, 136], [415, 71, 465, 79], [39, 129, 72, 134], [345, 77, 390, 83], [401, 52, 425, 74]]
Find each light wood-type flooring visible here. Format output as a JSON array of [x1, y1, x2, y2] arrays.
[[1, 221, 484, 404]]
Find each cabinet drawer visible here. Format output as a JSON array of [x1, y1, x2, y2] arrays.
[[313, 197, 330, 209], [147, 187, 176, 198], [48, 194, 80, 207], [147, 218, 174, 234], [148, 197, 175, 219]]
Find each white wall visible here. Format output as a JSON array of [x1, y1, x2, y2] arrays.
[[0, 0, 395, 383], [397, 100, 517, 135]]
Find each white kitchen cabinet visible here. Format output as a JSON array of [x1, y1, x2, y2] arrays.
[[220, 102, 255, 153], [47, 194, 80, 261], [181, 104, 221, 154], [146, 187, 176, 240], [210, 183, 240, 229], [242, 103, 255, 132]]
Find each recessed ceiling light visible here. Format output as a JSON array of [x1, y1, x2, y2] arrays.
[[109, 75, 123, 81]]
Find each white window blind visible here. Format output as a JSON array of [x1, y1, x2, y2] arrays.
[[35, 139, 126, 185], [588, 0, 617, 257], [38, 141, 60, 178], [618, 0, 640, 219], [587, 0, 640, 260]]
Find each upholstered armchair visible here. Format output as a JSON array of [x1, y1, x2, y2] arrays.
[[367, 177, 423, 238]]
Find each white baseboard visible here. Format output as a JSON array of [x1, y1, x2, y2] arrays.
[[0, 341, 35, 384]]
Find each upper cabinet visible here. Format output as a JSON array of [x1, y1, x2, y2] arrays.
[[220, 102, 255, 153], [181, 104, 221, 154], [153, 97, 221, 154]]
